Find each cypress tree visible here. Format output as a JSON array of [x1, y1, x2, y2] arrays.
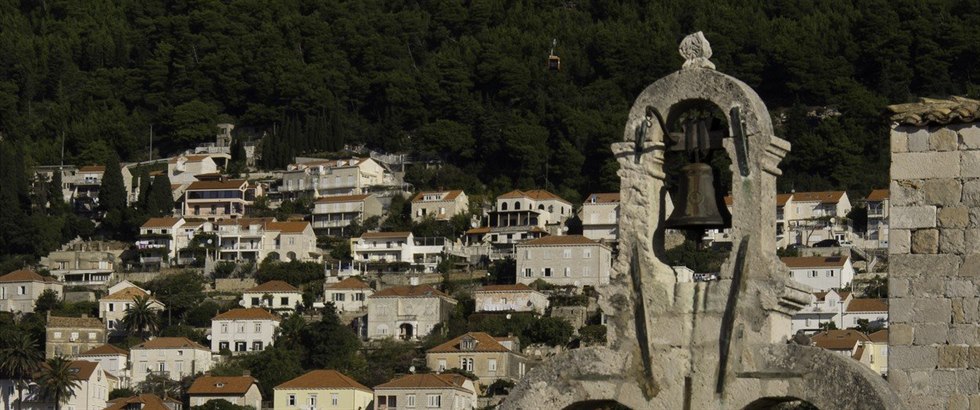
[[146, 174, 175, 217], [99, 153, 127, 214], [136, 167, 152, 210], [49, 170, 66, 215]]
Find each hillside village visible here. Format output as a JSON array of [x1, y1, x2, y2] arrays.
[[0, 124, 892, 410]]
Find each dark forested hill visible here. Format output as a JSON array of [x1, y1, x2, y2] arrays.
[[2, 0, 980, 200]]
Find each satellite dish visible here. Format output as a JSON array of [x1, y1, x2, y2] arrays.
[[471, 221, 479, 228], [561, 226, 569, 233], [409, 366, 416, 373], [238, 299, 246, 307], [506, 314, 512, 320], [206, 334, 212, 340]]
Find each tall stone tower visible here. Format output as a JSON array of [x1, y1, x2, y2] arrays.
[[887, 97, 980, 409]]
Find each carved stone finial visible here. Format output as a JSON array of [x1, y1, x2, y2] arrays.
[[679, 31, 715, 70]]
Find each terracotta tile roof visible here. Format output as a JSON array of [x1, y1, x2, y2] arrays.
[[186, 179, 247, 190], [185, 155, 209, 163], [105, 395, 173, 410], [0, 269, 57, 283], [790, 191, 845, 204], [465, 227, 490, 234], [267, 221, 310, 234], [132, 337, 208, 351], [888, 96, 980, 126], [245, 280, 300, 293], [213, 308, 280, 321], [428, 332, 511, 353], [411, 190, 464, 202], [866, 189, 889, 202], [68, 360, 99, 380], [101, 286, 152, 301], [48, 316, 103, 329], [375, 373, 471, 392], [498, 189, 570, 204], [141, 217, 182, 229], [315, 194, 371, 203], [476, 283, 538, 293], [187, 376, 258, 395], [846, 298, 888, 313], [324, 277, 372, 290], [811, 329, 870, 351], [371, 285, 452, 299], [777, 194, 793, 206], [79, 344, 129, 356], [360, 231, 411, 239], [868, 329, 888, 343], [781, 256, 848, 269], [274, 370, 370, 392], [584, 193, 620, 204], [520, 235, 600, 246], [79, 165, 106, 173]]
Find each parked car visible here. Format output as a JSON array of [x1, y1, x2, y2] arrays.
[[813, 239, 840, 248]]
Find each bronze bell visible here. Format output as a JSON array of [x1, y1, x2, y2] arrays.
[[665, 162, 726, 229]]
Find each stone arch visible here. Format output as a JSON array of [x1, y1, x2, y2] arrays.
[[741, 397, 815, 410], [286, 251, 297, 261], [515, 201, 522, 210], [563, 400, 632, 410], [501, 202, 508, 211]]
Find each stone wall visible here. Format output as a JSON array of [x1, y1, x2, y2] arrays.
[[889, 122, 980, 409]]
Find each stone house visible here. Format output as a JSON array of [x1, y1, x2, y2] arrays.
[[46, 315, 106, 358], [280, 157, 395, 198], [210, 308, 281, 353], [242, 280, 303, 312], [0, 360, 116, 410], [41, 241, 124, 287], [351, 231, 447, 272], [137, 217, 186, 266], [810, 329, 871, 357], [129, 337, 212, 384], [515, 235, 612, 288], [65, 165, 135, 216], [841, 298, 888, 329], [367, 284, 457, 340], [426, 332, 529, 387], [182, 179, 259, 221], [273, 370, 373, 410], [99, 285, 165, 335], [853, 329, 888, 376], [483, 189, 573, 249], [411, 190, 469, 222], [373, 373, 477, 410], [77, 344, 129, 382], [785, 191, 853, 246], [167, 154, 219, 185], [580, 193, 620, 243], [324, 277, 373, 313], [215, 219, 318, 263], [105, 394, 183, 410], [187, 376, 262, 410], [790, 290, 851, 335], [473, 284, 549, 315], [865, 188, 890, 249], [780, 256, 855, 292], [0, 269, 63, 313], [311, 194, 383, 236]]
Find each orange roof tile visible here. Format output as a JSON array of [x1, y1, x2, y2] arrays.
[[868, 329, 888, 343], [465, 227, 490, 234], [427, 332, 512, 353], [48, 316, 103, 329], [371, 285, 453, 299], [186, 179, 247, 190], [79, 344, 129, 356], [846, 298, 888, 313], [132, 337, 208, 351], [315, 194, 371, 204], [777, 193, 793, 206], [360, 231, 411, 239], [267, 221, 310, 234], [811, 329, 869, 350], [866, 189, 889, 202], [498, 189, 570, 203], [781, 256, 849, 269], [68, 360, 100, 380], [411, 190, 464, 202], [790, 191, 846, 204], [476, 284, 538, 293], [105, 395, 173, 410], [324, 277, 372, 290], [375, 373, 472, 392], [141, 217, 182, 229], [101, 286, 155, 301], [584, 193, 620, 204], [213, 308, 280, 321], [187, 376, 258, 395], [274, 370, 370, 392], [520, 235, 600, 246], [245, 280, 300, 293], [0, 269, 57, 283]]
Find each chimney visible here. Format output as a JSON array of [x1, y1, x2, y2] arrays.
[[409, 276, 420, 286], [242, 370, 251, 377]]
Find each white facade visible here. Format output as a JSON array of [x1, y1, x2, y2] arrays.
[[136, 218, 185, 264], [77, 345, 130, 382], [786, 191, 853, 246], [129, 338, 212, 384], [280, 157, 396, 197], [0, 269, 63, 314], [0, 360, 114, 410], [242, 281, 304, 312], [484, 190, 573, 247], [99, 286, 165, 334], [516, 236, 612, 288], [411, 190, 469, 222], [473, 284, 550, 315], [215, 219, 319, 263], [865, 189, 889, 249], [351, 232, 447, 272], [580, 193, 620, 242], [167, 155, 219, 185], [842, 299, 889, 329], [781, 256, 854, 292], [312, 194, 383, 236], [367, 285, 457, 340], [324, 277, 374, 313], [790, 290, 851, 335], [210, 308, 281, 353], [373, 374, 478, 410]]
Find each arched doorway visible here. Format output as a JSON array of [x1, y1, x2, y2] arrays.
[[563, 400, 631, 410], [399, 323, 414, 340], [743, 397, 818, 410]]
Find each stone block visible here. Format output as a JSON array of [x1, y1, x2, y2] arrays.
[[948, 325, 978, 344], [908, 129, 931, 152], [907, 394, 946, 410], [890, 229, 912, 254], [942, 207, 971, 228], [891, 323, 914, 345], [892, 130, 909, 153], [890, 278, 910, 298], [959, 124, 980, 149], [891, 254, 961, 279], [912, 229, 940, 254], [951, 394, 970, 410], [892, 151, 961, 179], [953, 298, 980, 324], [967, 231, 980, 254], [965, 151, 980, 178], [970, 394, 980, 410], [891, 180, 924, 206], [959, 255, 980, 276], [916, 323, 950, 345], [957, 368, 980, 394], [891, 298, 913, 323], [964, 180, 980, 207], [893, 345, 939, 369], [923, 179, 963, 206], [891, 206, 937, 229], [933, 128, 960, 151], [942, 229, 966, 254], [913, 298, 952, 323], [913, 275, 947, 297], [969, 346, 980, 367], [949, 279, 978, 297], [934, 369, 961, 395]]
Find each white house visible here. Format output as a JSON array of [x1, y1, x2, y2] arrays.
[[483, 190, 573, 248], [137, 217, 186, 266], [411, 190, 469, 222], [515, 235, 612, 288], [242, 281, 303, 312], [781, 256, 855, 292], [790, 290, 852, 335], [77, 344, 130, 382], [312, 194, 383, 236], [865, 189, 889, 249], [187, 376, 262, 410], [580, 193, 620, 242], [367, 284, 457, 341], [210, 308, 281, 354], [0, 269, 63, 314], [99, 286, 165, 335], [373, 373, 477, 410], [473, 284, 549, 315], [129, 337, 212, 384], [167, 154, 219, 185], [351, 232, 447, 272], [786, 191, 853, 246], [842, 298, 888, 329], [0, 360, 116, 410], [215, 219, 318, 263], [324, 277, 374, 313], [280, 157, 396, 198]]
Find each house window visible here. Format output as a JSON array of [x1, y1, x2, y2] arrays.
[[354, 293, 365, 301], [332, 293, 346, 302], [281, 297, 289, 306], [235, 342, 246, 352], [438, 359, 446, 371], [489, 358, 498, 372], [808, 270, 818, 278], [88, 332, 96, 340], [426, 394, 441, 408], [255, 323, 262, 332], [175, 362, 183, 373], [308, 394, 317, 407], [288, 395, 295, 406], [379, 396, 397, 408], [158, 362, 166, 372], [17, 286, 25, 295], [54, 332, 62, 339], [583, 266, 592, 277], [523, 268, 532, 278], [407, 394, 416, 408], [564, 267, 571, 277], [108, 303, 114, 312], [461, 358, 474, 371], [583, 249, 592, 258], [252, 341, 263, 351], [331, 394, 338, 406], [562, 249, 571, 259], [238, 323, 246, 333], [219, 341, 229, 351], [827, 270, 836, 277], [544, 268, 552, 277], [221, 324, 228, 334], [251, 297, 260, 305]]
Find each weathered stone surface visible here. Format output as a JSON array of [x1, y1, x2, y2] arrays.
[[950, 394, 970, 410], [891, 254, 961, 279], [948, 279, 977, 298], [891, 323, 914, 345], [966, 230, 980, 254], [948, 325, 978, 344], [923, 179, 963, 206], [933, 128, 960, 151], [893, 345, 940, 369], [953, 298, 980, 324], [956, 369, 980, 394], [941, 229, 966, 254], [959, 124, 980, 148], [969, 346, 980, 367], [963, 180, 980, 207], [892, 129, 909, 153], [892, 180, 924, 206], [912, 229, 940, 254], [892, 298, 914, 323], [964, 151, 980, 178], [892, 151, 961, 179], [941, 345, 970, 368], [891, 278, 910, 298], [892, 206, 937, 229], [916, 323, 950, 345], [959, 255, 980, 276], [891, 229, 912, 254], [941, 207, 971, 228], [908, 129, 931, 152], [913, 298, 952, 323]]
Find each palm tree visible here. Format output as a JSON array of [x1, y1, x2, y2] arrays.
[[123, 294, 161, 340], [0, 334, 43, 410], [38, 357, 80, 410]]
